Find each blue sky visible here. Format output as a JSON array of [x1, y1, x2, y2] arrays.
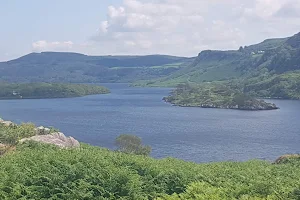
[[0, 0, 121, 60], [1, 0, 300, 61]]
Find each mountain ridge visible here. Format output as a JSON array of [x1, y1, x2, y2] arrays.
[[1, 32, 300, 100], [0, 52, 191, 83], [137, 32, 300, 88]]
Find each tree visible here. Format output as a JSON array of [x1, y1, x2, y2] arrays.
[[115, 134, 151, 156], [238, 46, 244, 52], [232, 93, 252, 107]]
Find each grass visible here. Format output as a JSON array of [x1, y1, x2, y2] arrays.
[[150, 63, 184, 69]]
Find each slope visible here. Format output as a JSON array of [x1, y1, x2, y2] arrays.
[[141, 32, 299, 87], [0, 52, 190, 83]]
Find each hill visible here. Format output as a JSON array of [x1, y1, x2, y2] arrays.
[[0, 52, 190, 83], [136, 32, 300, 99], [143, 33, 300, 85], [0, 122, 300, 199], [1, 33, 299, 100]]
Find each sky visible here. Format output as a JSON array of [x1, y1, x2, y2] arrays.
[[1, 0, 300, 61]]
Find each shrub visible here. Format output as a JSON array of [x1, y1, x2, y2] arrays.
[[115, 134, 151, 156]]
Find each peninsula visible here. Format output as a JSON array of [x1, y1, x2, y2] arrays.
[[0, 83, 110, 99]]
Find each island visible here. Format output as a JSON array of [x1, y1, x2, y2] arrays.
[[163, 83, 278, 110], [0, 83, 110, 99]]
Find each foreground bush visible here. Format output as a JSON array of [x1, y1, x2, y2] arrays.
[[0, 123, 36, 146], [115, 134, 151, 156], [0, 142, 300, 199]]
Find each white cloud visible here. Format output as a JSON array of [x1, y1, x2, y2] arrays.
[[28, 0, 300, 58], [274, 0, 300, 18], [100, 21, 109, 33], [88, 0, 300, 56], [32, 40, 74, 52], [253, 0, 284, 19]]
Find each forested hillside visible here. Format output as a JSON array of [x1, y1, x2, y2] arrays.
[[1, 32, 300, 100], [0, 83, 110, 99], [0, 52, 190, 83], [142, 33, 300, 86], [137, 32, 300, 99]]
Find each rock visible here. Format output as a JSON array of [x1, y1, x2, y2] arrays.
[[274, 154, 300, 164], [44, 128, 51, 135], [0, 121, 14, 126], [35, 126, 51, 135], [35, 126, 45, 135], [20, 132, 80, 148], [69, 137, 80, 147], [0, 118, 15, 126]]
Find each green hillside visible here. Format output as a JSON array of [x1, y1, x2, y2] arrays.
[[137, 33, 298, 85], [1, 32, 300, 100], [136, 32, 300, 99], [0, 52, 190, 83], [243, 71, 300, 99]]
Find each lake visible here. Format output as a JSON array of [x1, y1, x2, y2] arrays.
[[0, 83, 299, 163]]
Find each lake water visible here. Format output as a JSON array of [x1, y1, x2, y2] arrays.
[[0, 83, 299, 163]]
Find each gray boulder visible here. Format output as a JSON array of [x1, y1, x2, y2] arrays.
[[20, 132, 80, 148], [35, 126, 51, 135], [44, 128, 51, 135], [0, 120, 14, 126]]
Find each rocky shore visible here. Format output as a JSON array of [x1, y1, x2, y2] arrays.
[[163, 97, 279, 111], [198, 99, 278, 110]]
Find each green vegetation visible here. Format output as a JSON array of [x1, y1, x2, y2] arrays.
[[0, 121, 59, 148], [0, 123, 36, 146], [1, 121, 300, 199], [1, 141, 300, 199], [140, 33, 300, 87], [115, 134, 151, 156], [149, 62, 184, 69], [1, 32, 300, 199], [163, 83, 278, 110], [0, 52, 189, 83], [1, 33, 300, 100], [0, 83, 110, 99], [135, 32, 300, 101], [275, 154, 300, 164], [244, 71, 300, 99]]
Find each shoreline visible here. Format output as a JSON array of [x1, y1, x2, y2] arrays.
[[0, 92, 111, 101], [163, 99, 279, 111]]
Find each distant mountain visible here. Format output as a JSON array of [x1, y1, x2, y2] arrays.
[[1, 32, 300, 100], [139, 32, 300, 88], [0, 52, 191, 83]]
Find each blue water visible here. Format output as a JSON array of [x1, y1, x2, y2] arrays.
[[0, 83, 299, 163]]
